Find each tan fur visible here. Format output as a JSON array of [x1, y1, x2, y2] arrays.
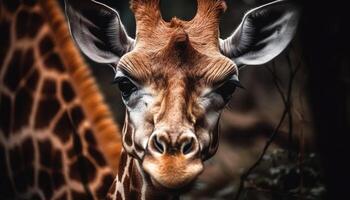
[[120, 0, 236, 85]]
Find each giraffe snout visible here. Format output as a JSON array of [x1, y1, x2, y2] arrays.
[[142, 129, 203, 189], [148, 130, 199, 157]]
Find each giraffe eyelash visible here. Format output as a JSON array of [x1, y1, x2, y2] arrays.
[[212, 74, 244, 91]]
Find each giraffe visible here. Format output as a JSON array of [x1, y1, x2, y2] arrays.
[[0, 0, 122, 199], [64, 0, 300, 199]]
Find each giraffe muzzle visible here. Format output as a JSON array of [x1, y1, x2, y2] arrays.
[[148, 131, 199, 156], [142, 130, 203, 189]]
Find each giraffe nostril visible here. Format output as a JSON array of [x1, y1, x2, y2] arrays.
[[182, 138, 194, 155], [153, 136, 165, 154]]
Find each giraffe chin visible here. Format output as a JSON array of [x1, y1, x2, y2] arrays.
[[142, 154, 204, 190]]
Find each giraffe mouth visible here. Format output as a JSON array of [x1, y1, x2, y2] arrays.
[[149, 175, 198, 193], [142, 153, 204, 189]]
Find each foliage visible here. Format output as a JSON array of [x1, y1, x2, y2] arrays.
[[244, 149, 326, 200]]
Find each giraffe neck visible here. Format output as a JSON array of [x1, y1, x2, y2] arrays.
[[0, 0, 121, 199], [107, 150, 179, 200]]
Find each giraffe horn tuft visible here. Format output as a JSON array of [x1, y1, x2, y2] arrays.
[[130, 0, 162, 23], [195, 0, 227, 18]]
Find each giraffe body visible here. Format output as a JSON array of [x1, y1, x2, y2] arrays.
[[0, 0, 122, 199]]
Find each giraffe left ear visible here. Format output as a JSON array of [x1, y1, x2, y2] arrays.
[[219, 0, 300, 68], [64, 0, 134, 64]]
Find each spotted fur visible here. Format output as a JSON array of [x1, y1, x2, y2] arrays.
[[0, 0, 122, 199]]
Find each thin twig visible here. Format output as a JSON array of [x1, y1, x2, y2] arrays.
[[286, 52, 295, 159], [234, 107, 289, 200], [234, 50, 302, 200]]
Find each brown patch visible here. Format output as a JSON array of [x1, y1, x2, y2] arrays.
[[42, 79, 56, 95], [38, 140, 53, 168], [69, 156, 96, 182], [71, 190, 89, 199], [96, 174, 115, 199], [61, 80, 75, 103], [35, 96, 60, 129], [43, 52, 65, 72], [131, 161, 142, 189], [130, 189, 142, 200], [118, 152, 127, 180], [26, 68, 40, 91], [20, 165, 35, 190], [128, 159, 134, 175], [22, 49, 35, 78], [14, 170, 30, 193], [38, 170, 53, 199], [52, 171, 65, 189], [0, 176, 15, 198], [0, 146, 14, 198], [9, 146, 21, 172], [3, 49, 34, 91], [12, 164, 35, 193], [52, 150, 63, 170], [84, 129, 97, 146], [13, 88, 33, 132], [134, 142, 144, 153], [67, 146, 76, 159], [116, 191, 123, 200], [2, 0, 20, 12], [22, 138, 34, 165], [0, 145, 6, 175], [123, 174, 130, 194], [107, 179, 117, 196], [16, 9, 44, 39], [88, 146, 107, 166], [123, 125, 133, 147], [0, 20, 11, 67], [0, 93, 11, 137], [39, 35, 55, 56], [4, 50, 23, 91], [53, 112, 71, 142], [70, 106, 85, 126]]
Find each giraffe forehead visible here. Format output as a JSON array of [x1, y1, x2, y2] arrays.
[[119, 50, 237, 87]]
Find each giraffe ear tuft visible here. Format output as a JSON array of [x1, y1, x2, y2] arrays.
[[64, 0, 134, 64], [220, 0, 300, 67]]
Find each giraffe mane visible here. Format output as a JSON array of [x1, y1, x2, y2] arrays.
[[39, 0, 122, 171]]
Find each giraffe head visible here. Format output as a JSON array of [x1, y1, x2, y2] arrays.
[[65, 0, 299, 190]]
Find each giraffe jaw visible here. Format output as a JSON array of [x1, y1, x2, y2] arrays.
[[142, 154, 204, 189]]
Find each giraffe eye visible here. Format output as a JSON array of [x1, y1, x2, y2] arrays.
[[113, 77, 138, 100], [215, 75, 242, 102], [215, 81, 237, 102]]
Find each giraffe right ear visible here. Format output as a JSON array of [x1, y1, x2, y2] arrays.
[[64, 0, 134, 64]]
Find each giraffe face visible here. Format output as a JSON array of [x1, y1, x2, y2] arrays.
[[65, 0, 299, 191], [115, 42, 238, 188]]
